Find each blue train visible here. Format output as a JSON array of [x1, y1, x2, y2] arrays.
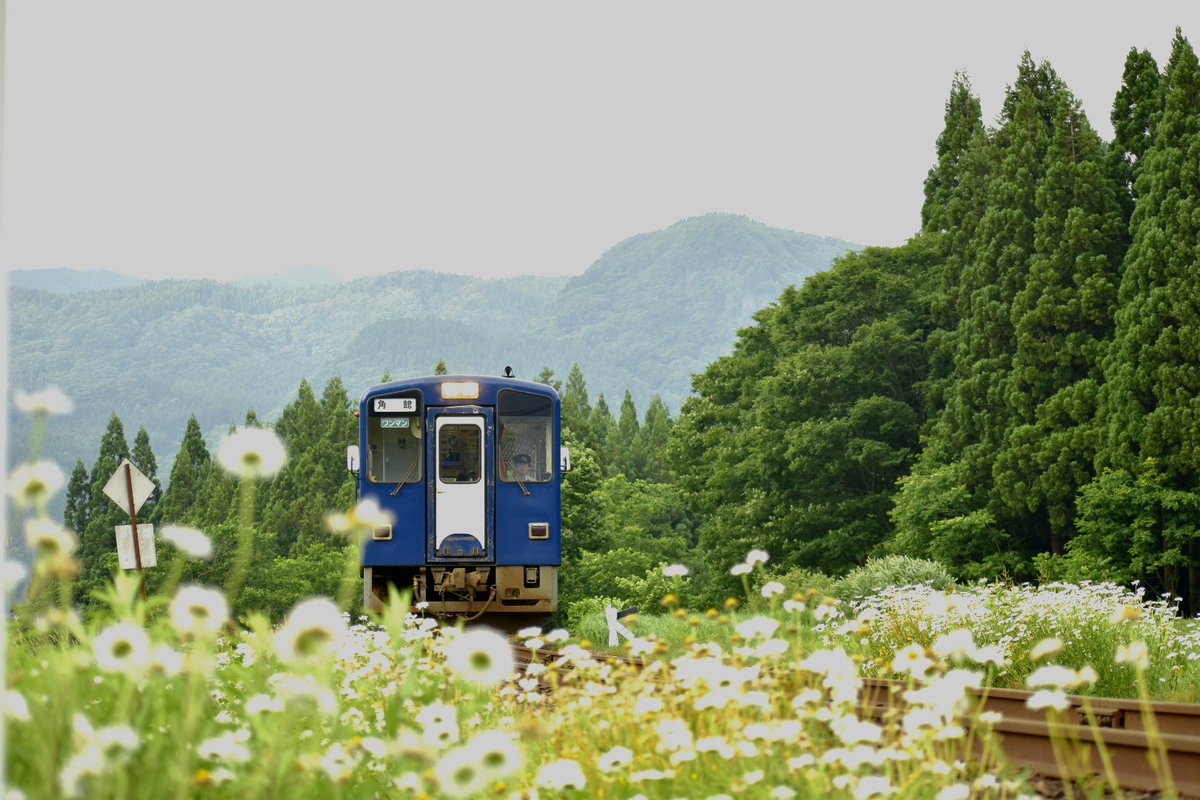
[[348, 373, 564, 622]]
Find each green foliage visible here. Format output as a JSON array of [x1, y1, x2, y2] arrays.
[[832, 556, 955, 602]]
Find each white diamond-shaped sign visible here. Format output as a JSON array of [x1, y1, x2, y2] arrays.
[[103, 459, 156, 515], [115, 524, 156, 569]]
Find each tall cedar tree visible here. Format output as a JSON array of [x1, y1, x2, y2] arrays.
[[561, 363, 594, 450], [79, 413, 131, 602], [589, 395, 618, 474], [993, 89, 1124, 554], [921, 77, 988, 422], [157, 414, 211, 524], [63, 460, 91, 535], [615, 391, 644, 479], [1108, 48, 1162, 231], [640, 396, 673, 483], [131, 427, 162, 521], [1089, 31, 1200, 604]]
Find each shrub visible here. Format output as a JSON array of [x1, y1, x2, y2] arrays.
[[833, 555, 954, 601]]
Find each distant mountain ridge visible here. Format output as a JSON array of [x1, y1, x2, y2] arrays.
[[9, 268, 147, 293], [8, 214, 860, 478]]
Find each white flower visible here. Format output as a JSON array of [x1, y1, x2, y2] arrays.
[[730, 563, 752, 577], [24, 519, 77, 558], [760, 581, 786, 598], [436, 745, 488, 798], [15, 387, 73, 415], [937, 785, 970, 800], [245, 694, 284, 715], [326, 499, 395, 534], [150, 644, 184, 677], [92, 623, 152, 673], [855, 776, 894, 799], [197, 730, 251, 764], [471, 730, 523, 780], [170, 585, 228, 639], [274, 598, 347, 663], [536, 758, 586, 790], [1116, 640, 1149, 670], [663, 564, 690, 578], [745, 549, 769, 567], [1029, 637, 1063, 660], [7, 461, 66, 508], [1026, 689, 1070, 711], [443, 628, 513, 686], [1026, 665, 1078, 689], [932, 628, 976, 661], [597, 745, 634, 772], [545, 628, 570, 643], [893, 644, 932, 678], [735, 616, 780, 640], [3, 690, 31, 722], [216, 427, 286, 478], [160, 526, 213, 560]]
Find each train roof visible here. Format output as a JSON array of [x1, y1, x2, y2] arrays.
[[359, 374, 561, 406]]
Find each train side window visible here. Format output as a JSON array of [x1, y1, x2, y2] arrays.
[[498, 390, 553, 483], [366, 391, 423, 484]]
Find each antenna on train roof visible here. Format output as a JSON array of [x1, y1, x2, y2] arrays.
[[504, 366, 514, 378]]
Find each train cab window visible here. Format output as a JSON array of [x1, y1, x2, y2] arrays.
[[498, 390, 553, 483], [366, 391, 423, 485], [438, 424, 482, 484]]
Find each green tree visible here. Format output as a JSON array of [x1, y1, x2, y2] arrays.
[[922, 72, 984, 233], [1108, 47, 1162, 226], [992, 88, 1124, 555], [157, 415, 211, 524], [589, 395, 618, 474], [63, 460, 91, 536], [131, 427, 162, 522], [640, 396, 672, 483], [1092, 30, 1200, 608], [434, 360, 448, 375], [561, 363, 594, 448], [535, 367, 561, 394], [614, 391, 644, 479], [79, 413, 132, 603]]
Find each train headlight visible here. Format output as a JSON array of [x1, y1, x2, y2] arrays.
[[441, 381, 479, 400]]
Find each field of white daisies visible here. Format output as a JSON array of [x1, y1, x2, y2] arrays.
[[6, 390, 1200, 799]]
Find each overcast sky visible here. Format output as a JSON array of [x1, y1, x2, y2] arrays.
[[1, 2, 1195, 281]]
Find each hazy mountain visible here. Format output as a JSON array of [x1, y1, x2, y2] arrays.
[[8, 214, 859, 482], [8, 268, 147, 293], [232, 266, 344, 288]]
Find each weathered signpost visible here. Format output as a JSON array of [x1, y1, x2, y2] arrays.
[[102, 458, 157, 600]]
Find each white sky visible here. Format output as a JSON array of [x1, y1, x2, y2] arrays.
[[0, 2, 1195, 280]]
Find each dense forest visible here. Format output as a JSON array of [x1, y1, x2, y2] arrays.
[[22, 30, 1200, 621]]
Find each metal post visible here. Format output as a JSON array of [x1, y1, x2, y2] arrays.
[[124, 462, 147, 601]]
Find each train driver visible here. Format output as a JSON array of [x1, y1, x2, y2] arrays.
[[512, 453, 534, 482]]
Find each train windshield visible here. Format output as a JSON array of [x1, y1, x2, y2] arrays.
[[366, 390, 423, 485], [498, 390, 553, 484]]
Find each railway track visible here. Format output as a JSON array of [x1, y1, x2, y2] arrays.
[[509, 642, 1200, 796]]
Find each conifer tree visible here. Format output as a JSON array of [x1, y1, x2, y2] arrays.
[[993, 88, 1123, 553], [615, 391, 644, 478], [1088, 30, 1200, 604], [589, 394, 618, 473], [535, 367, 561, 394], [1108, 48, 1162, 225], [640, 396, 673, 483], [158, 415, 210, 524], [922, 72, 984, 234], [63, 460, 91, 535], [434, 360, 448, 375], [131, 427, 162, 521], [561, 363, 594, 447], [79, 413, 132, 602]]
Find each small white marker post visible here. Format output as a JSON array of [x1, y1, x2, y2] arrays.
[[102, 459, 157, 601], [605, 605, 637, 648]]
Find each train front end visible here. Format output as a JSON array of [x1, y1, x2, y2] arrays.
[[352, 374, 563, 623]]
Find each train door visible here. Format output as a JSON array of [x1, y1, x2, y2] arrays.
[[427, 408, 494, 560]]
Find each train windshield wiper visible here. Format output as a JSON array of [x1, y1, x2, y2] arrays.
[[391, 462, 418, 496]]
